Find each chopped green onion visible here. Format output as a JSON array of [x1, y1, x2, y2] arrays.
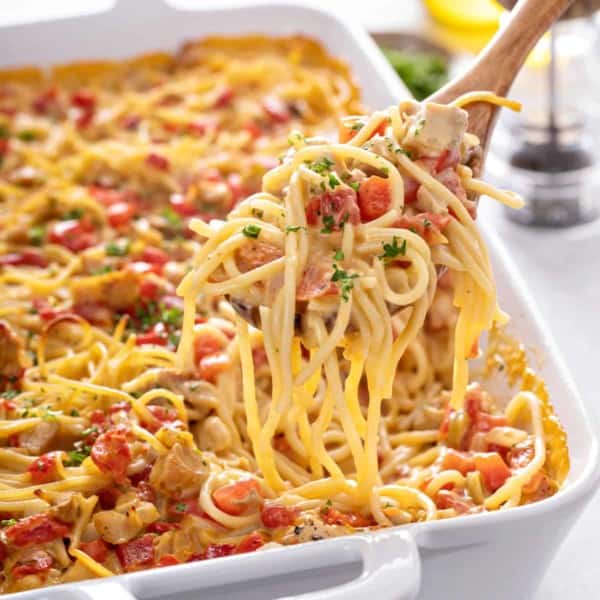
[[242, 224, 261, 239]]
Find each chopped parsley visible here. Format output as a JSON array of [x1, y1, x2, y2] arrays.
[[161, 207, 182, 227], [423, 217, 432, 228], [251, 208, 264, 219], [105, 240, 130, 257], [91, 265, 114, 275], [0, 126, 9, 139], [242, 224, 261, 239], [331, 264, 358, 301], [349, 181, 360, 192], [161, 307, 183, 327], [346, 121, 364, 131], [65, 447, 90, 467], [378, 236, 407, 262], [17, 130, 36, 142], [70, 409, 80, 417], [285, 225, 306, 233], [0, 519, 17, 528], [307, 156, 334, 175], [395, 147, 413, 158], [81, 426, 98, 438], [414, 119, 426, 136], [27, 225, 45, 246], [328, 173, 340, 189], [62, 208, 84, 220], [1, 390, 18, 399], [379, 167, 389, 176], [321, 215, 335, 234], [333, 249, 344, 261], [175, 502, 187, 513]]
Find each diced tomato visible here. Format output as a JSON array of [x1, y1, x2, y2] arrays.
[[440, 449, 475, 476], [357, 176, 391, 222], [435, 167, 467, 202], [261, 504, 299, 528], [12, 550, 53, 579], [212, 479, 262, 516], [5, 514, 70, 547], [135, 480, 155, 504], [97, 486, 121, 510], [305, 188, 360, 230], [214, 86, 234, 108], [91, 430, 131, 483], [396, 212, 451, 245], [198, 352, 230, 383], [79, 539, 109, 563], [507, 440, 535, 470], [321, 508, 373, 528], [107, 201, 138, 228], [72, 301, 112, 326], [169, 193, 198, 217], [474, 452, 511, 492], [196, 544, 236, 561], [89, 186, 134, 207], [236, 531, 265, 554], [0, 250, 47, 268], [139, 278, 161, 301], [188, 119, 217, 137], [157, 554, 180, 567], [338, 121, 361, 143], [0, 138, 9, 157], [236, 242, 283, 273], [121, 114, 141, 130], [141, 246, 169, 266], [435, 148, 460, 172], [402, 175, 420, 204], [32, 88, 59, 115], [71, 90, 96, 110], [108, 401, 131, 415], [128, 261, 162, 276], [143, 404, 182, 433], [167, 498, 203, 519], [194, 332, 224, 362], [244, 121, 263, 140], [136, 323, 168, 346], [27, 452, 61, 484], [0, 540, 6, 563], [147, 521, 179, 534], [296, 263, 337, 302], [116, 534, 155, 571], [262, 96, 290, 123], [146, 153, 170, 172], [435, 489, 475, 514], [49, 219, 97, 252], [90, 409, 107, 428]]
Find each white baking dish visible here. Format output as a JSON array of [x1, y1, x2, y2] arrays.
[[2, 1, 598, 599]]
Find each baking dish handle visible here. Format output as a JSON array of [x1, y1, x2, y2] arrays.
[[284, 528, 421, 600]]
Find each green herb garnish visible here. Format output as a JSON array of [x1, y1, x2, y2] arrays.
[[81, 426, 98, 437], [321, 215, 335, 234], [0, 519, 17, 528], [349, 181, 360, 192], [378, 236, 407, 263], [62, 208, 84, 220], [65, 448, 90, 467], [286, 225, 306, 233], [331, 264, 358, 301], [251, 208, 264, 219], [175, 502, 187, 513], [17, 130, 36, 142], [1, 390, 18, 399], [161, 307, 183, 327], [414, 119, 426, 136], [328, 173, 340, 189], [242, 224, 261, 239], [162, 207, 182, 227], [105, 240, 130, 257], [27, 225, 45, 246], [333, 250, 344, 261], [308, 157, 334, 175]]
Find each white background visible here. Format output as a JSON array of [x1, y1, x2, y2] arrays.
[[1, 1, 599, 598]]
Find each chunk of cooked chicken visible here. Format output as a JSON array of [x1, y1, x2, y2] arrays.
[[70, 269, 141, 311], [93, 498, 159, 545], [403, 103, 468, 156], [193, 415, 231, 453], [0, 320, 28, 387], [281, 512, 347, 545], [123, 368, 218, 421], [149, 442, 208, 499], [19, 421, 59, 455]]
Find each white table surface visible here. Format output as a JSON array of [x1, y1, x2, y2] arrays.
[[1, 1, 599, 598]]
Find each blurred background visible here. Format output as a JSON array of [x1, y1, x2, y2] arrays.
[[1, 1, 599, 597]]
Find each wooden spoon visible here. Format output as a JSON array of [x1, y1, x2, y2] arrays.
[[428, 0, 575, 175]]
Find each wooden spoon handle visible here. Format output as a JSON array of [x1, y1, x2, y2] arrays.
[[428, 0, 575, 168]]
